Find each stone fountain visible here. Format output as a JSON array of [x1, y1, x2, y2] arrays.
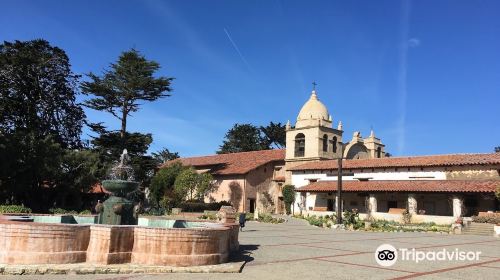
[[0, 148, 240, 270], [98, 149, 139, 225]]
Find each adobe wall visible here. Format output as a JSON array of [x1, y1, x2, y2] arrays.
[[445, 165, 500, 180], [205, 176, 246, 212], [246, 162, 275, 213]]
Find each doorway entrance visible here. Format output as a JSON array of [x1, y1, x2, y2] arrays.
[[387, 201, 397, 210], [249, 199, 255, 213], [327, 199, 334, 211]]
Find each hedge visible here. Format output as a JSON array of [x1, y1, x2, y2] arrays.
[[179, 201, 232, 212], [48, 208, 78, 215], [0, 205, 32, 214]]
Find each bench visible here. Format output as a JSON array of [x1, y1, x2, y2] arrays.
[[388, 208, 406, 214]]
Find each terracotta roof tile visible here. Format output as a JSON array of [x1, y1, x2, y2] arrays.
[[289, 153, 500, 171], [296, 180, 500, 193], [162, 149, 285, 175], [89, 184, 110, 194]]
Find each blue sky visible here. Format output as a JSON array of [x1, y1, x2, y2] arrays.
[[2, 0, 499, 157]]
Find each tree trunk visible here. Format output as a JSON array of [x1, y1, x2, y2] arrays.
[[121, 106, 127, 139]]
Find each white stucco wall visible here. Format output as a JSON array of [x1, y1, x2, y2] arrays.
[[292, 169, 447, 187], [291, 168, 451, 216]]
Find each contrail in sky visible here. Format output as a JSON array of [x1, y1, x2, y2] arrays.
[[397, 0, 412, 155], [223, 27, 252, 72]]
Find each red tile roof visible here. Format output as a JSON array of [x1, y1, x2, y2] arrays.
[[89, 184, 110, 194], [296, 180, 500, 193], [289, 153, 500, 171], [162, 149, 285, 175]]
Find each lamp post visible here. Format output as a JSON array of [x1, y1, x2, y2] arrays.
[[336, 146, 353, 225]]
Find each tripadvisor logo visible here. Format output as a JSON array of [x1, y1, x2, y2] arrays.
[[375, 244, 481, 267], [375, 244, 398, 267]]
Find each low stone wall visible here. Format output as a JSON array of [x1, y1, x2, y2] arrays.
[[224, 223, 240, 252], [0, 219, 239, 267], [86, 225, 135, 264], [303, 210, 336, 217], [302, 211, 455, 225], [370, 212, 455, 225], [132, 227, 229, 266], [0, 222, 90, 264]]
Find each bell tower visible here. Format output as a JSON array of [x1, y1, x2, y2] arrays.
[[285, 87, 343, 162], [364, 129, 385, 158]]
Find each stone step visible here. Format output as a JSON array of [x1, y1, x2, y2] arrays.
[[469, 222, 495, 227], [462, 231, 493, 236], [464, 227, 493, 231], [469, 224, 494, 228], [463, 230, 493, 233], [463, 228, 492, 231], [466, 224, 494, 229], [462, 224, 494, 236], [464, 227, 494, 231]]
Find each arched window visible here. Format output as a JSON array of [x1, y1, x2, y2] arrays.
[[332, 136, 337, 153], [322, 134, 328, 152], [377, 147, 382, 158], [294, 133, 305, 157]]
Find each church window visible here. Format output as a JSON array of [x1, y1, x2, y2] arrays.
[[322, 134, 328, 152], [377, 147, 381, 158], [294, 133, 305, 157], [332, 136, 337, 153]]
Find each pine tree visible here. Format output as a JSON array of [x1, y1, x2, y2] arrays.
[[81, 49, 173, 138]]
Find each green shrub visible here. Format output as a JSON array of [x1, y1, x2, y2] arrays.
[[245, 212, 254, 221], [301, 214, 336, 228], [142, 207, 167, 216], [48, 208, 77, 215], [257, 213, 285, 224], [343, 210, 363, 229], [369, 219, 449, 233], [282, 185, 295, 214], [402, 209, 412, 224], [472, 214, 500, 224], [0, 204, 32, 214], [198, 213, 217, 220], [79, 210, 91, 215], [233, 212, 252, 221], [179, 201, 232, 212]]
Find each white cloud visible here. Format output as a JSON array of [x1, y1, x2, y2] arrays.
[[408, 38, 420, 48]]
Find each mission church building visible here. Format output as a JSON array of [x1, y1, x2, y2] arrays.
[[164, 88, 499, 222]]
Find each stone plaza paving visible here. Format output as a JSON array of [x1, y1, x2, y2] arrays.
[[1, 217, 499, 279]]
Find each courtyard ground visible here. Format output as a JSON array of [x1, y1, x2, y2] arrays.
[[2, 217, 499, 280]]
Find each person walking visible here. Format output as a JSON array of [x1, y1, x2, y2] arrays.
[[239, 212, 246, 232]]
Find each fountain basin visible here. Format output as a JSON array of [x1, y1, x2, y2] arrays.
[[0, 222, 90, 264], [101, 179, 139, 196], [0, 217, 238, 266]]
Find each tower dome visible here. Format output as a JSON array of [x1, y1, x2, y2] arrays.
[[296, 90, 332, 128]]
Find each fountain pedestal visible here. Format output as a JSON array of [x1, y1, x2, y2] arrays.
[[97, 157, 139, 225], [99, 196, 136, 225]]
